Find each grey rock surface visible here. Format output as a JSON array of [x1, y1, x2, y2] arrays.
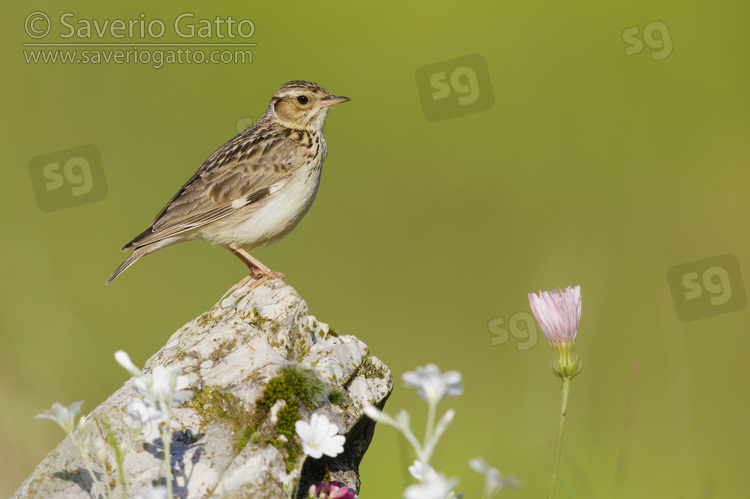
[[15, 278, 392, 498]]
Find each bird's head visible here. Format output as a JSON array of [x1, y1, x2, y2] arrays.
[[267, 80, 350, 132]]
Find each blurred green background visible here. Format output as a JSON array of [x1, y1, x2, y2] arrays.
[[3, 1, 750, 497]]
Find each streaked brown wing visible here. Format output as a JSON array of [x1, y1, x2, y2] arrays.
[[123, 123, 307, 250]]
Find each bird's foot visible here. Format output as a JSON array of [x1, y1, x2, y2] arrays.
[[220, 273, 266, 302], [220, 268, 285, 303], [250, 266, 285, 281]]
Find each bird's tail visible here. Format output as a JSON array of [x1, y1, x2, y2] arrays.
[[106, 245, 153, 285]]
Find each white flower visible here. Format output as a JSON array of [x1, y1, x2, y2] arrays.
[[115, 350, 141, 376], [116, 350, 193, 423], [134, 364, 193, 410], [34, 400, 84, 433], [469, 457, 522, 497], [402, 365, 463, 405], [295, 413, 346, 459], [408, 460, 438, 482], [403, 472, 458, 499]]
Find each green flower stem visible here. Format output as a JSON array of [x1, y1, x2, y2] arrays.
[[423, 399, 437, 461], [162, 424, 173, 499], [291, 455, 307, 499], [102, 419, 127, 498], [74, 439, 110, 499], [159, 390, 173, 499], [548, 376, 571, 499]]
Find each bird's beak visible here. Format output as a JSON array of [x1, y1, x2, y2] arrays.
[[320, 94, 351, 107]]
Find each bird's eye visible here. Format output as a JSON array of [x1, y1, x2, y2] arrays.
[[297, 95, 309, 105]]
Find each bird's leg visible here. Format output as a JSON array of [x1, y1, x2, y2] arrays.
[[227, 242, 285, 280], [220, 243, 286, 302]]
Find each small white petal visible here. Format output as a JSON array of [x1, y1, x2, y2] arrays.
[[469, 457, 522, 494], [76, 414, 89, 440], [403, 472, 458, 499], [394, 409, 411, 429], [94, 439, 108, 464], [115, 351, 141, 376], [469, 457, 491, 474], [364, 405, 384, 421], [408, 460, 438, 481]]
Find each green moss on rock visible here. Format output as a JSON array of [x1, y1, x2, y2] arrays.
[[249, 364, 332, 470], [328, 388, 344, 406], [189, 365, 336, 471]]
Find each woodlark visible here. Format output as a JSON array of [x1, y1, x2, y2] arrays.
[[106, 80, 349, 285]]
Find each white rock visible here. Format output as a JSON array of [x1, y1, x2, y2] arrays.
[[15, 279, 393, 498]]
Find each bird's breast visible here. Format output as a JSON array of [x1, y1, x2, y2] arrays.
[[199, 157, 324, 249]]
